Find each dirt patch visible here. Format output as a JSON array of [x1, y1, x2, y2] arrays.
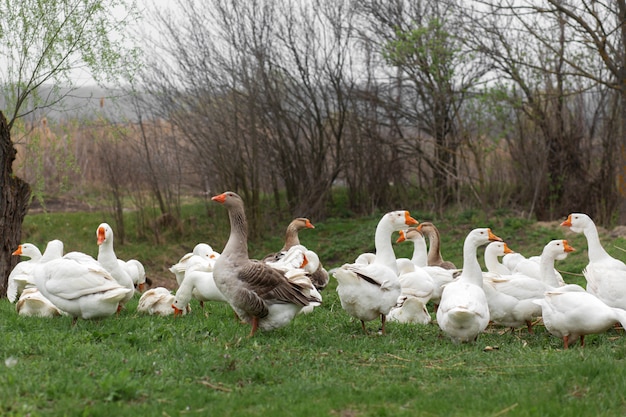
[[145, 274, 178, 291], [610, 226, 626, 239], [28, 197, 96, 214]]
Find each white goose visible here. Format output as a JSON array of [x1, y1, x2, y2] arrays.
[[171, 262, 228, 315], [7, 243, 43, 302], [436, 228, 502, 344], [124, 259, 148, 293], [170, 243, 219, 286], [333, 210, 419, 334], [299, 249, 329, 291], [138, 287, 184, 316], [534, 288, 626, 349], [561, 213, 626, 310], [31, 240, 133, 323], [16, 287, 65, 317], [482, 241, 544, 332], [211, 191, 321, 337], [394, 230, 434, 305], [502, 249, 565, 286], [386, 295, 432, 325], [483, 241, 514, 276], [485, 240, 576, 296], [484, 240, 580, 333], [96, 223, 135, 310], [396, 228, 456, 309], [9, 241, 63, 305]]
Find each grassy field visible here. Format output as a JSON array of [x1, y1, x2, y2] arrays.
[[2, 203, 626, 416]]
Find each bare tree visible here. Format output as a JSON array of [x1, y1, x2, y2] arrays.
[[142, 0, 363, 230], [465, 0, 626, 222], [257, 0, 356, 218], [356, 0, 490, 211]]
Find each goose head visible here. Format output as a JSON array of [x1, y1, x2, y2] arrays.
[[468, 228, 502, 247], [193, 243, 216, 259], [292, 217, 315, 230], [560, 213, 592, 234], [96, 223, 114, 246], [485, 241, 514, 257], [396, 227, 424, 244], [543, 239, 575, 261], [12, 243, 42, 259], [211, 191, 243, 208], [171, 300, 186, 316], [384, 210, 419, 232]]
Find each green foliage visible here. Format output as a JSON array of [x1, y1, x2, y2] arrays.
[[0, 0, 140, 126], [383, 19, 458, 84], [8, 203, 626, 415]]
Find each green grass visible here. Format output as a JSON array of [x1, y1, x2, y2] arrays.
[[3, 204, 626, 415]]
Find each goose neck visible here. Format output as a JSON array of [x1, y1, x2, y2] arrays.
[[411, 239, 428, 267], [483, 249, 501, 274], [373, 221, 398, 272], [223, 207, 249, 258], [582, 222, 610, 261], [460, 238, 483, 286], [538, 252, 559, 287]]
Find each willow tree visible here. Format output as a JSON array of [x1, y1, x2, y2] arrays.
[[0, 0, 139, 296]]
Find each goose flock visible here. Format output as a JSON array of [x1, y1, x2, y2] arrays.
[[6, 191, 626, 349]]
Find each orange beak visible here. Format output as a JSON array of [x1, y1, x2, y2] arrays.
[[563, 240, 575, 252], [211, 193, 227, 203], [12, 246, 22, 256], [97, 227, 106, 245], [488, 229, 503, 242], [560, 214, 573, 227], [300, 255, 309, 269], [503, 243, 514, 254], [137, 282, 146, 293], [405, 212, 419, 226], [396, 230, 406, 243], [172, 305, 183, 316], [305, 219, 315, 229]]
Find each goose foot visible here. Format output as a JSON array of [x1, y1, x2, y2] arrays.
[[525, 320, 534, 334], [248, 316, 259, 337]]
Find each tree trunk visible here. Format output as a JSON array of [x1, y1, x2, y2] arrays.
[[616, 2, 626, 225], [619, 90, 626, 224], [0, 111, 31, 297]]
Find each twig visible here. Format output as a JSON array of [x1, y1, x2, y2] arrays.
[[556, 269, 585, 278], [614, 244, 626, 253], [492, 403, 518, 416], [197, 380, 232, 392], [385, 353, 411, 362]]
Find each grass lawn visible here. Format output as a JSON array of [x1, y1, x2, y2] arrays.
[[2, 205, 626, 416]]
